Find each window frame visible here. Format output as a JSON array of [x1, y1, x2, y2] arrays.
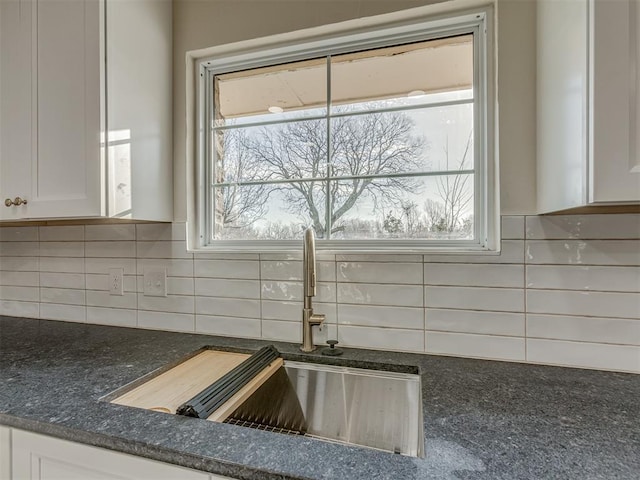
[[193, 7, 497, 253]]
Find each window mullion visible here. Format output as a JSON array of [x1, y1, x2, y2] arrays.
[[325, 55, 332, 240]]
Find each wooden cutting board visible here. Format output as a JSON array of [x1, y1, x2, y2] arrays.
[[111, 350, 283, 421]]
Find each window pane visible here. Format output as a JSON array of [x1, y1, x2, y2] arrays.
[[331, 35, 473, 114], [213, 181, 326, 240], [214, 57, 327, 128], [330, 175, 474, 240], [213, 119, 328, 183], [329, 104, 473, 177]]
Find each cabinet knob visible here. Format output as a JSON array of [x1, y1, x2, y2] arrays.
[[4, 197, 28, 207]]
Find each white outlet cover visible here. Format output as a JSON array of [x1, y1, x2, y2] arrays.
[[143, 269, 167, 297], [108, 268, 124, 296]]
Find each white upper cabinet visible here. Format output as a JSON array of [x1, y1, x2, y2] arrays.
[[537, 0, 640, 213], [0, 0, 172, 221]]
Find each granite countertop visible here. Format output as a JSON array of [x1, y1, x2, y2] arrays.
[[0, 316, 638, 480]]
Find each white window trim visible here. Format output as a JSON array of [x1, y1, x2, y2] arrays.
[[187, 5, 498, 254]]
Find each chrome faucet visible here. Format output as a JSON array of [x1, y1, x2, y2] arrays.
[[301, 227, 325, 352]]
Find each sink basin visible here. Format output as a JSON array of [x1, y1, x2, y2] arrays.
[[267, 361, 425, 457], [109, 349, 424, 458]]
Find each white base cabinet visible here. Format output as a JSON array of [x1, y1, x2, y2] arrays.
[[537, 0, 640, 213], [0, 0, 172, 222], [4, 429, 232, 480], [1, 426, 10, 480]]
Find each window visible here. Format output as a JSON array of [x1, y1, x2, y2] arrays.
[[195, 9, 496, 252]]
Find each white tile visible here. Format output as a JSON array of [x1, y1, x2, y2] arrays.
[[424, 264, 524, 288], [39, 303, 85, 323], [87, 306, 137, 327], [136, 241, 191, 259], [135, 223, 172, 241], [137, 294, 194, 314], [426, 332, 525, 361], [338, 325, 424, 352], [526, 289, 640, 319], [195, 296, 261, 318], [40, 272, 83, 289], [526, 265, 640, 292], [260, 252, 335, 262], [137, 258, 193, 277], [196, 314, 261, 338], [39, 225, 84, 241], [526, 214, 640, 240], [260, 260, 335, 282], [425, 286, 524, 312], [526, 339, 640, 372], [137, 310, 195, 332], [0, 256, 39, 272], [337, 262, 422, 284], [525, 240, 640, 266], [262, 280, 335, 303], [194, 259, 259, 279], [261, 300, 335, 322], [313, 322, 338, 346], [426, 309, 525, 336], [85, 258, 136, 275], [195, 278, 261, 299], [85, 224, 135, 241], [39, 242, 84, 257], [39, 257, 84, 273], [194, 252, 260, 261], [0, 242, 39, 257], [86, 274, 136, 292], [40, 287, 85, 306], [261, 300, 301, 321], [337, 304, 423, 329], [501, 216, 525, 240], [0, 271, 38, 287], [423, 240, 524, 264], [0, 286, 39, 302], [335, 254, 423, 263], [0, 227, 38, 242], [527, 314, 640, 346], [86, 290, 137, 309], [262, 319, 301, 343], [0, 300, 39, 318], [167, 277, 194, 296], [170, 222, 188, 241], [85, 241, 135, 258], [337, 283, 422, 307]]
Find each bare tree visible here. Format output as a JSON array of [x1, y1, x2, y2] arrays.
[[424, 132, 474, 235], [217, 129, 271, 229], [240, 110, 425, 237]]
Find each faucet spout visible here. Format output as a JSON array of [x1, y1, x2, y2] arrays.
[[301, 227, 325, 352]]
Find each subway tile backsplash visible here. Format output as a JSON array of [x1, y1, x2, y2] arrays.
[[0, 214, 639, 373]]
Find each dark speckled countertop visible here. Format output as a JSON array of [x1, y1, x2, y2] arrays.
[[0, 316, 638, 480]]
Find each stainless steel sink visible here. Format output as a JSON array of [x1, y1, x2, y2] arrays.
[[231, 360, 424, 457]]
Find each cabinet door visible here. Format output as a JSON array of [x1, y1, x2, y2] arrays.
[[26, 0, 104, 218], [0, 0, 33, 220], [590, 0, 640, 203], [0, 426, 10, 480], [11, 430, 219, 480]]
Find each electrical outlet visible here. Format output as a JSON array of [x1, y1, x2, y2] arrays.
[[144, 269, 167, 297], [108, 268, 124, 296]]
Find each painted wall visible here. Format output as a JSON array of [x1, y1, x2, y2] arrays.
[[171, 0, 537, 220]]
